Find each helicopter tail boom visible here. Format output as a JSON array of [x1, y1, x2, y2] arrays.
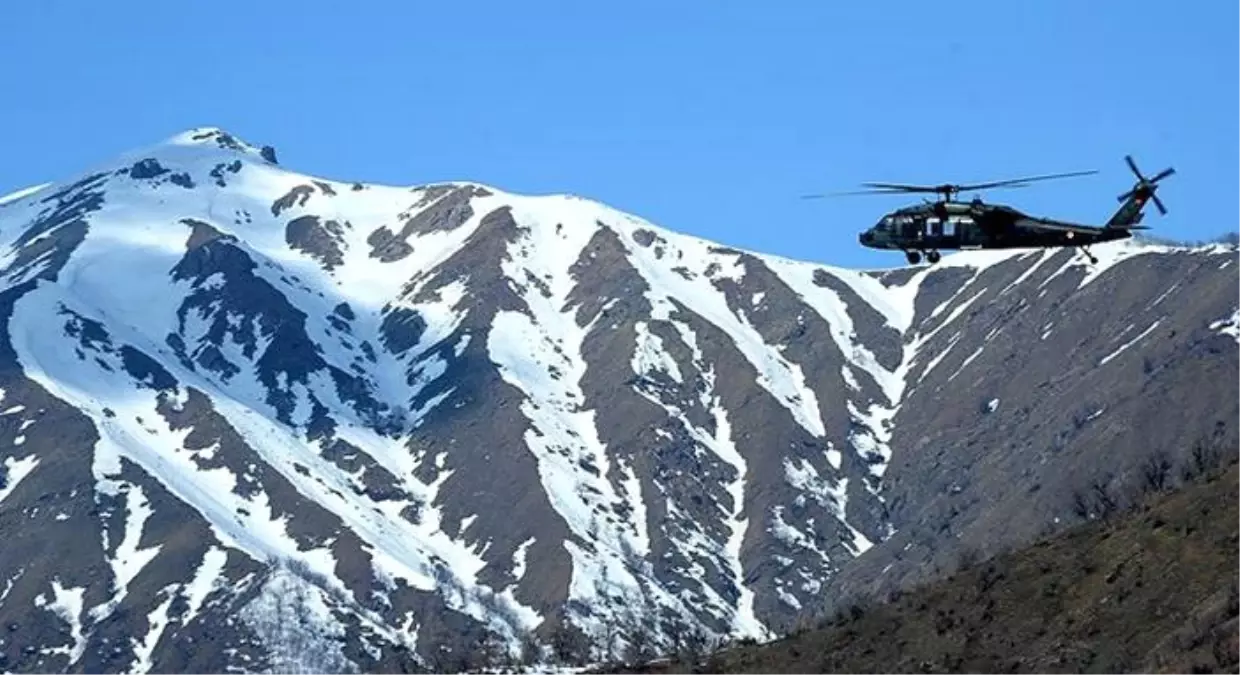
[[1105, 211, 1150, 230]]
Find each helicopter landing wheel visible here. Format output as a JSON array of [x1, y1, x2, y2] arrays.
[[926, 250, 942, 264], [905, 250, 922, 265]]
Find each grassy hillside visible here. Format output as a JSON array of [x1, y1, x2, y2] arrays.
[[613, 458, 1239, 674]]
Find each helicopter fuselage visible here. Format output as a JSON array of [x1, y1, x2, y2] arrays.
[[857, 200, 1131, 253]]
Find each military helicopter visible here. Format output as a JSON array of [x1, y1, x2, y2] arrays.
[[803, 155, 1174, 265]]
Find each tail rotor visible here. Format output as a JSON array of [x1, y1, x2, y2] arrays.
[[1118, 154, 1174, 215]]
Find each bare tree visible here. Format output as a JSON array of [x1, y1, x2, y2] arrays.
[[1070, 477, 1120, 521], [1140, 450, 1173, 493], [1071, 489, 1094, 520], [1190, 437, 1223, 478], [1090, 478, 1118, 518]]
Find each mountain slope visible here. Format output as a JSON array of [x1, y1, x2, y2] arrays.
[[0, 128, 1235, 672], [815, 237, 1239, 617], [621, 461, 1240, 673]]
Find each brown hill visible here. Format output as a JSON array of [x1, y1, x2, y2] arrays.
[[613, 457, 1239, 674]]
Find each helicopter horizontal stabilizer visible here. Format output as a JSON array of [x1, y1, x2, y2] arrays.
[[1103, 216, 1154, 231]]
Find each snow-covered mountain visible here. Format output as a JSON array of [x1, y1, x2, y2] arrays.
[[0, 128, 1235, 673]]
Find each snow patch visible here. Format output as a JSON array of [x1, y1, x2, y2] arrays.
[[36, 581, 88, 665], [631, 321, 683, 384], [0, 454, 39, 505], [1099, 320, 1162, 366], [1209, 309, 1240, 342], [91, 482, 163, 620], [0, 182, 51, 206]]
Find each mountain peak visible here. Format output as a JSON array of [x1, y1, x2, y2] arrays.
[[163, 126, 259, 151], [142, 126, 280, 167]]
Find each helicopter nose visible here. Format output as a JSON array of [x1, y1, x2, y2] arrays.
[[859, 230, 873, 245]]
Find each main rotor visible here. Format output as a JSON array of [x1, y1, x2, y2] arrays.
[[803, 169, 1098, 203]]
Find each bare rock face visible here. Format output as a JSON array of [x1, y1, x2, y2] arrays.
[[818, 247, 1240, 613], [0, 128, 1234, 672]]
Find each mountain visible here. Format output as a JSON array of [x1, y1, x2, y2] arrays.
[[0, 128, 1235, 673], [617, 460, 1240, 673]]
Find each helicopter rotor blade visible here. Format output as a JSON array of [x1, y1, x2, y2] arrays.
[[954, 169, 1099, 192], [851, 170, 1096, 196], [858, 182, 948, 193], [808, 167, 1098, 203], [1150, 167, 1176, 183], [800, 188, 920, 199], [1152, 194, 1168, 215]]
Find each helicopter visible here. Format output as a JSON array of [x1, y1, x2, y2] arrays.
[[803, 155, 1174, 265]]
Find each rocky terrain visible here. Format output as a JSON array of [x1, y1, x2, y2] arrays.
[[617, 454, 1239, 673], [0, 128, 1235, 672]]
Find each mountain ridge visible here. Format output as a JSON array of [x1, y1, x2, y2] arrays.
[[0, 127, 1235, 673]]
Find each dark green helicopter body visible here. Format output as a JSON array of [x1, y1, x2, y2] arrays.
[[808, 155, 1174, 265]]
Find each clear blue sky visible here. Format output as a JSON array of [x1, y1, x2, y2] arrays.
[[1, 1, 1235, 268]]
